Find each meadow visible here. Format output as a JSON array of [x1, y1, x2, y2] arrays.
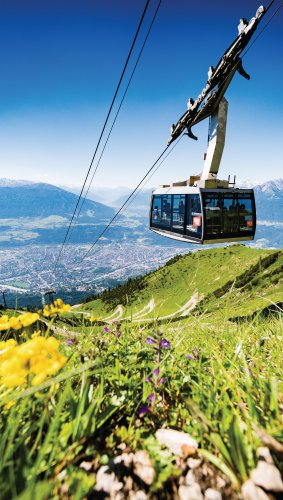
[[0, 246, 282, 499]]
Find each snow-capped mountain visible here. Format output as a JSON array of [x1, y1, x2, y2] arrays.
[[0, 178, 34, 187]]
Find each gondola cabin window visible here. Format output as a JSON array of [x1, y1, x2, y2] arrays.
[[202, 192, 255, 238], [186, 194, 202, 238], [151, 195, 172, 230], [172, 194, 186, 233], [161, 195, 172, 228], [238, 194, 254, 231], [151, 193, 202, 239]]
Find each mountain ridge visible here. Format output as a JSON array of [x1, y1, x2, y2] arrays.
[[0, 178, 282, 247], [0, 182, 114, 219]]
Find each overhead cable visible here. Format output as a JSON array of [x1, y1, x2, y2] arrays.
[[242, 1, 282, 58], [52, 0, 151, 273], [65, 0, 162, 245], [73, 0, 283, 267], [75, 144, 171, 265], [111, 135, 184, 223]]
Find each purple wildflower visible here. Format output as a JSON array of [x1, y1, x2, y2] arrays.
[[66, 338, 73, 346], [146, 336, 156, 345], [159, 377, 165, 384], [148, 393, 156, 406], [117, 330, 122, 339], [137, 403, 150, 417], [145, 376, 152, 383], [103, 326, 111, 333], [160, 338, 170, 349], [186, 355, 194, 360], [153, 368, 160, 379]]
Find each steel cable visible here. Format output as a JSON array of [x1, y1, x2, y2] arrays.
[[72, 0, 283, 268], [52, 0, 151, 274], [65, 0, 162, 246]]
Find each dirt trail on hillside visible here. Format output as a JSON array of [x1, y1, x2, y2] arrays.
[[124, 299, 155, 320], [70, 310, 91, 317], [68, 292, 200, 326], [103, 305, 123, 322], [131, 292, 201, 322]]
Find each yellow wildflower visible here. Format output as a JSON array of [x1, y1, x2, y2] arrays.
[[19, 312, 39, 327], [0, 339, 17, 354], [0, 336, 66, 388], [42, 298, 70, 317], [7, 316, 23, 330], [0, 312, 39, 331], [31, 330, 41, 338], [4, 400, 15, 410], [0, 315, 12, 331]]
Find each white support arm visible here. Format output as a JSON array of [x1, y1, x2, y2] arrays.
[[201, 97, 228, 181]]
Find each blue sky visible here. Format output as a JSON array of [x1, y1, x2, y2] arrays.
[[0, 0, 282, 190]]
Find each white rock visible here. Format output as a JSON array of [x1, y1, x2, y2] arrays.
[[94, 465, 123, 494], [187, 458, 202, 469], [251, 460, 283, 492], [79, 461, 92, 471], [156, 429, 198, 456], [216, 476, 226, 490], [257, 446, 274, 464], [124, 476, 133, 491], [133, 450, 155, 486], [113, 452, 134, 467], [110, 493, 124, 500], [57, 470, 67, 480], [185, 469, 197, 486], [242, 479, 270, 500], [204, 488, 222, 500], [130, 491, 148, 500], [179, 484, 204, 500]]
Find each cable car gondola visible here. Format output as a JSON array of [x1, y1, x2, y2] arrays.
[[150, 97, 256, 245], [150, 186, 256, 245], [150, 4, 266, 245]]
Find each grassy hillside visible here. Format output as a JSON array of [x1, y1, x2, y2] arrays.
[[0, 246, 282, 499], [80, 245, 282, 322]]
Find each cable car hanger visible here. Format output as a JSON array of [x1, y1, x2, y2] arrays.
[[150, 2, 276, 245], [168, 3, 272, 145], [60, 0, 281, 271]]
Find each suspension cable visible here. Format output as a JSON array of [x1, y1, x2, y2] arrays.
[[72, 0, 283, 269], [65, 0, 162, 245], [75, 144, 171, 265], [35, 136, 180, 294], [44, 0, 282, 285], [111, 135, 184, 223], [265, 0, 278, 13], [52, 0, 151, 274], [242, 1, 282, 58]]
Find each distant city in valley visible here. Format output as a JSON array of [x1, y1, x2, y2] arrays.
[[0, 243, 190, 307], [0, 178, 282, 307]]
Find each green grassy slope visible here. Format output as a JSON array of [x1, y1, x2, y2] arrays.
[[1, 246, 282, 498], [80, 245, 282, 322]]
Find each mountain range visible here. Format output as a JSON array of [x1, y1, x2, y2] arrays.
[[253, 179, 283, 222], [0, 178, 282, 248], [0, 180, 114, 219]]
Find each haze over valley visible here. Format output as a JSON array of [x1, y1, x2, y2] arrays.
[[0, 177, 282, 306]]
